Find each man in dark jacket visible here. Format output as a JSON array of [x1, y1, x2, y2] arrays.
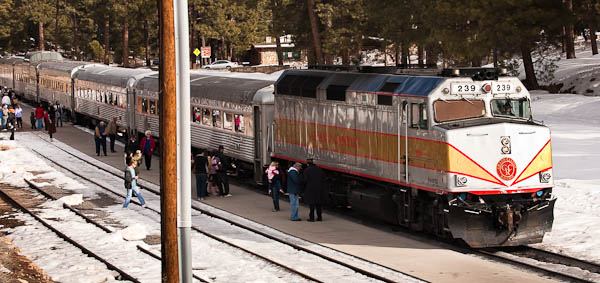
[[287, 162, 303, 221], [302, 158, 326, 222], [215, 145, 232, 197], [193, 150, 209, 200]]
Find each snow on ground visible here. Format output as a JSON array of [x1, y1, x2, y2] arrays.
[[530, 91, 600, 264]]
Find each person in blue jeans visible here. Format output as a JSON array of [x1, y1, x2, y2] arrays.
[[123, 159, 146, 208], [287, 162, 303, 221], [193, 150, 208, 200], [266, 161, 283, 212]]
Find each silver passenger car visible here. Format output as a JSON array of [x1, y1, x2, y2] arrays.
[[133, 73, 274, 181], [73, 65, 153, 130], [37, 61, 91, 109]]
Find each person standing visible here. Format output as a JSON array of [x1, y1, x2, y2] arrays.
[[302, 158, 326, 222], [94, 121, 108, 156], [30, 111, 36, 129], [265, 161, 283, 212], [1, 104, 7, 130], [47, 114, 56, 141], [1, 93, 10, 106], [124, 133, 139, 163], [14, 104, 22, 129], [123, 158, 147, 208], [207, 151, 219, 196], [215, 145, 232, 197], [139, 130, 156, 170], [193, 150, 208, 200], [287, 162, 303, 221], [48, 104, 56, 124], [7, 107, 15, 140], [0, 104, 5, 130], [54, 102, 63, 127], [107, 117, 118, 153], [34, 104, 44, 130]]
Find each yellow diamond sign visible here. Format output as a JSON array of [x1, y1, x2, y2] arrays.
[[193, 48, 201, 56]]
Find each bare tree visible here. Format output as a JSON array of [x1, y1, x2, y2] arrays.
[[306, 0, 323, 65]]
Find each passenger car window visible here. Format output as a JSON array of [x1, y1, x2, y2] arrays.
[[149, 100, 156, 114], [212, 110, 222, 128], [224, 112, 233, 130], [202, 109, 211, 126], [234, 114, 244, 133], [141, 99, 148, 113], [192, 107, 202, 123]]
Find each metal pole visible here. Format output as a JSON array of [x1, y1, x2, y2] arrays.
[[158, 0, 179, 282], [174, 0, 192, 282]]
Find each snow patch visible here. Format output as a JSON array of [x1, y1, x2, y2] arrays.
[[58, 194, 84, 206], [121, 223, 147, 241]]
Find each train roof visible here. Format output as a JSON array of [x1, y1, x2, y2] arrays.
[[25, 51, 64, 62], [135, 73, 274, 105], [74, 65, 155, 88], [277, 69, 445, 97], [38, 61, 92, 73], [0, 57, 25, 65]]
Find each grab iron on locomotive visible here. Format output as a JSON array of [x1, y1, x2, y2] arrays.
[[0, 51, 556, 248]]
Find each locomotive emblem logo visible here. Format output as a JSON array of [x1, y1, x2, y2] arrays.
[[496, 157, 517, 181]]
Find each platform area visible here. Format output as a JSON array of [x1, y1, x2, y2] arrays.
[[14, 104, 555, 283]]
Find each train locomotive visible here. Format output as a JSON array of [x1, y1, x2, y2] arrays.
[[0, 52, 555, 247], [271, 68, 555, 248]]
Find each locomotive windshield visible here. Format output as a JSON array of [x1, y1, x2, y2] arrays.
[[434, 100, 485, 122], [491, 98, 531, 119]]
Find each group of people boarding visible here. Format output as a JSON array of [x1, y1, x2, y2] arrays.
[[192, 145, 233, 200]]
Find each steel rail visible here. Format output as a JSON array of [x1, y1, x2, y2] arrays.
[[478, 248, 597, 283], [0, 187, 141, 283], [34, 133, 421, 283], [29, 147, 327, 283]]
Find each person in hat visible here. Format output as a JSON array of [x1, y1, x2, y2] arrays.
[[302, 158, 326, 222], [287, 162, 303, 221]]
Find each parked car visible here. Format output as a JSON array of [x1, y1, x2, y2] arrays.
[[202, 60, 239, 69]]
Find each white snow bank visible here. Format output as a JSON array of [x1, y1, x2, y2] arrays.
[[58, 194, 84, 206], [120, 224, 148, 241]]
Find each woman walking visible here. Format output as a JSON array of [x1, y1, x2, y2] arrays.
[[207, 151, 220, 196], [47, 114, 56, 141], [123, 158, 147, 208]]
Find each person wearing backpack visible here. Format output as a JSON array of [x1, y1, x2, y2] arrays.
[[123, 158, 147, 208]]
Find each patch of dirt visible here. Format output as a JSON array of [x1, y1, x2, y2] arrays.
[[28, 171, 51, 177], [29, 179, 55, 184], [0, 145, 12, 151], [143, 234, 161, 245]]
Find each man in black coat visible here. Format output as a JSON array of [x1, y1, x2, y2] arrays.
[[302, 158, 326, 222], [215, 145, 232, 197]]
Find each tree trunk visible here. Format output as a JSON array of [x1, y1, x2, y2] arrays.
[[417, 45, 424, 67], [493, 48, 499, 68], [55, 0, 60, 49], [221, 36, 226, 59], [123, 19, 129, 67], [520, 42, 539, 89], [306, 0, 323, 65], [38, 21, 45, 51], [201, 36, 207, 65], [471, 56, 481, 67], [401, 43, 408, 67], [342, 49, 350, 65], [144, 20, 150, 67], [228, 44, 233, 61], [426, 45, 439, 68], [395, 45, 400, 66], [189, 6, 195, 68], [565, 0, 576, 59], [591, 26, 598, 55], [72, 14, 79, 60], [103, 15, 110, 65]]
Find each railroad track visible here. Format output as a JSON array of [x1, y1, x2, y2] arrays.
[[0, 185, 141, 283], [28, 133, 416, 282], [21, 179, 210, 283], [477, 246, 600, 283], [32, 132, 600, 282]]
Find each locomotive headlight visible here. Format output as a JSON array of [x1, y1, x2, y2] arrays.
[[539, 172, 552, 183], [500, 136, 511, 146], [501, 146, 511, 154], [516, 86, 522, 93], [442, 88, 450, 94], [455, 175, 468, 187]]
